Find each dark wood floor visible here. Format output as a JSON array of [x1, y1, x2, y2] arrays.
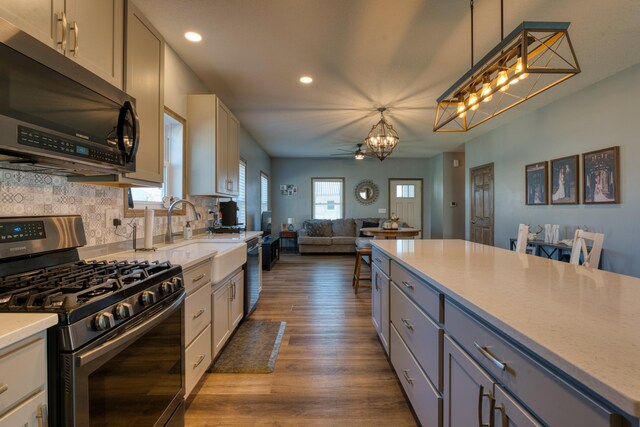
[[185, 254, 417, 426]]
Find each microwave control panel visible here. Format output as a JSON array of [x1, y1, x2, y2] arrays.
[[18, 126, 124, 166]]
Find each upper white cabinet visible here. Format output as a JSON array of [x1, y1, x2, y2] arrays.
[[188, 95, 240, 196], [123, 0, 164, 184], [0, 0, 124, 88]]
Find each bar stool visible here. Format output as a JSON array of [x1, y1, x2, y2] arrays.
[[352, 246, 372, 294]]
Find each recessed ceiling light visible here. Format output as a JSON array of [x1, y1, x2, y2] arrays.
[[185, 32, 202, 42], [299, 75, 313, 84]]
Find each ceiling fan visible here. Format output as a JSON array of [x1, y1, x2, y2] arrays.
[[330, 143, 373, 160]]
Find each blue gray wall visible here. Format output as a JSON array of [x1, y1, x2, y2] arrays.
[[240, 128, 271, 231], [465, 63, 640, 277], [269, 157, 434, 236]]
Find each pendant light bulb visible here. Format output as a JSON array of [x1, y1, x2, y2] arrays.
[[467, 91, 479, 111], [481, 81, 493, 102], [456, 95, 466, 118], [497, 70, 510, 92], [515, 57, 529, 80]]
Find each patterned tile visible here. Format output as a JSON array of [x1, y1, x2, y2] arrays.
[[0, 170, 214, 248]]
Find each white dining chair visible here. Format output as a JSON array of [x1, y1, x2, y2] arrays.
[[515, 224, 529, 253], [570, 229, 604, 268]]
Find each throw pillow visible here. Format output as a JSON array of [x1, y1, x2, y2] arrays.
[[303, 220, 333, 237], [359, 220, 379, 237]]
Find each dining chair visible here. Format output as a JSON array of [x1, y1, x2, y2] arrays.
[[515, 224, 529, 253], [569, 229, 604, 268]]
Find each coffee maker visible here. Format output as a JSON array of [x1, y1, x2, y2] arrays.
[[219, 200, 240, 226]]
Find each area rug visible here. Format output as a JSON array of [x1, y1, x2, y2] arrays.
[[211, 320, 286, 373]]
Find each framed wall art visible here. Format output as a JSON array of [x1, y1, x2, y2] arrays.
[[550, 155, 578, 205], [525, 161, 548, 205], [583, 146, 620, 204]]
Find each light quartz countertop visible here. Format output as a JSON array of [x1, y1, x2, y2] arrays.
[[372, 239, 640, 417], [0, 313, 58, 349]]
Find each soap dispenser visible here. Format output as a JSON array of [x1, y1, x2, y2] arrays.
[[183, 221, 192, 240]]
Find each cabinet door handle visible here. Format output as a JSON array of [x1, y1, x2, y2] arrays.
[[57, 11, 67, 52], [36, 403, 48, 427], [477, 384, 495, 427], [401, 318, 414, 331], [69, 20, 79, 56], [192, 308, 205, 319], [474, 342, 507, 371], [401, 280, 414, 290], [192, 273, 206, 283], [402, 369, 414, 385], [193, 354, 205, 368], [494, 404, 507, 427], [0, 384, 7, 394], [375, 281, 379, 291]]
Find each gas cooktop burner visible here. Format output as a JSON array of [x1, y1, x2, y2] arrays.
[[0, 259, 179, 319]]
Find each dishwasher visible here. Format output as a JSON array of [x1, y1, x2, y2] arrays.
[[244, 236, 262, 316]]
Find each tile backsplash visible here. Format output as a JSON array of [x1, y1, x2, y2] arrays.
[[0, 170, 212, 247]]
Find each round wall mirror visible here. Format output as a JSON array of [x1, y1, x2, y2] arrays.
[[354, 180, 379, 205]]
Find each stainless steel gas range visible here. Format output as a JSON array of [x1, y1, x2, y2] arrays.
[[0, 215, 185, 427]]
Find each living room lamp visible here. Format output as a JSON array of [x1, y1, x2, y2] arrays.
[[365, 107, 399, 161], [433, 0, 580, 132]]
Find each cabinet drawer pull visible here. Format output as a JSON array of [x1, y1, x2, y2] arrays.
[[192, 308, 205, 319], [401, 318, 414, 331], [402, 369, 414, 385], [474, 342, 507, 371], [0, 384, 7, 394], [193, 354, 205, 368], [192, 273, 206, 283], [477, 384, 495, 427], [401, 280, 414, 290]]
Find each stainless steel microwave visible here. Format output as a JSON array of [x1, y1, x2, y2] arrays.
[[0, 17, 139, 176]]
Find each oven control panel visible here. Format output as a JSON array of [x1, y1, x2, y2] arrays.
[[0, 220, 46, 243]]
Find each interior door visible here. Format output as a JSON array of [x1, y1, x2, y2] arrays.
[[389, 179, 422, 238], [469, 164, 494, 246]]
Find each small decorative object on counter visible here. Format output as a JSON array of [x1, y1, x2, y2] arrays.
[[383, 212, 400, 230], [527, 225, 543, 241], [184, 221, 193, 240]]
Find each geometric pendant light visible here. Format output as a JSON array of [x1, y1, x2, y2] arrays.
[[434, 21, 580, 132], [365, 107, 399, 161]]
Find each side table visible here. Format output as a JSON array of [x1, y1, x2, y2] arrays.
[[262, 235, 280, 271], [279, 230, 298, 254]]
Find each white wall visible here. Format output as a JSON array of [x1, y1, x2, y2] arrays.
[[164, 45, 210, 117], [465, 63, 640, 276], [240, 127, 271, 231]]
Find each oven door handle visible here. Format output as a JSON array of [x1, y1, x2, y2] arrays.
[[77, 291, 185, 368]]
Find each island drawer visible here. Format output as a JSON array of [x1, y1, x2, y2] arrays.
[[185, 281, 213, 344], [184, 259, 213, 294], [0, 334, 46, 417], [390, 281, 443, 391], [390, 261, 442, 323], [445, 299, 620, 427], [372, 247, 390, 276], [390, 325, 442, 427], [185, 324, 212, 397]]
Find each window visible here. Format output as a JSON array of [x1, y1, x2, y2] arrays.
[[396, 184, 416, 198], [312, 178, 344, 219], [260, 172, 269, 213], [126, 108, 185, 216], [238, 159, 247, 226]]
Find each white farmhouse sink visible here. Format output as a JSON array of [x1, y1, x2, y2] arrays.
[[175, 242, 246, 284]]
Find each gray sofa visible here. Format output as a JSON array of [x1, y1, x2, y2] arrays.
[[297, 218, 384, 254]]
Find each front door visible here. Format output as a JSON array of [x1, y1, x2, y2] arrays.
[[469, 163, 494, 245], [389, 179, 422, 238]]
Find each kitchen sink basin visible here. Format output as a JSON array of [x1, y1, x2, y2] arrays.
[[174, 241, 247, 284]]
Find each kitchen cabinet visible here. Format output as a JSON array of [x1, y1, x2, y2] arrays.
[[183, 259, 213, 397], [123, 0, 164, 185], [0, 332, 48, 427], [0, 0, 124, 88], [188, 95, 240, 196], [371, 262, 389, 355], [212, 268, 244, 359]]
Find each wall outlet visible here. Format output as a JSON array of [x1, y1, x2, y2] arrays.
[[378, 208, 387, 214], [106, 208, 121, 228]]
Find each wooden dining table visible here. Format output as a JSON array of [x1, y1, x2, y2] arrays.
[[360, 227, 421, 239]]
